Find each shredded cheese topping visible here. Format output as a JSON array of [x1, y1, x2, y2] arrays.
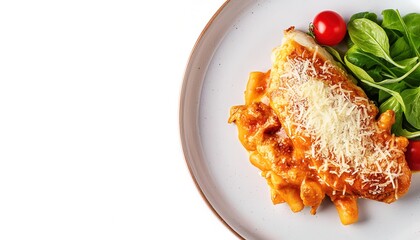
[[278, 54, 404, 196]]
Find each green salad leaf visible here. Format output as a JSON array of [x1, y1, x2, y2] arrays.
[[348, 18, 405, 68], [342, 9, 420, 139], [346, 46, 395, 76], [403, 13, 420, 49], [382, 9, 420, 58], [380, 96, 420, 138], [390, 37, 412, 60], [401, 87, 420, 129], [349, 11, 379, 23]]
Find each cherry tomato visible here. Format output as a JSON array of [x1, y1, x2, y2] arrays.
[[312, 10, 347, 46], [406, 140, 420, 171]]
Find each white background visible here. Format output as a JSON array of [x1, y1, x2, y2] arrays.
[[0, 0, 235, 239]]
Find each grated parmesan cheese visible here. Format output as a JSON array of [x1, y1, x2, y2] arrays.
[[277, 55, 404, 196]]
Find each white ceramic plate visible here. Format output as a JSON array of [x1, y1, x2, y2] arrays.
[[180, 0, 420, 239]]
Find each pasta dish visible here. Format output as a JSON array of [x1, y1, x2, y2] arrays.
[[228, 27, 411, 225]]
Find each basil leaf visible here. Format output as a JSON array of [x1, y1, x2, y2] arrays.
[[348, 18, 405, 68], [349, 11, 379, 23], [402, 13, 420, 50], [380, 97, 420, 138], [382, 9, 404, 32], [390, 64, 420, 86], [324, 46, 344, 64], [382, 9, 420, 58], [344, 55, 375, 82], [378, 81, 407, 103], [380, 95, 401, 112], [346, 46, 395, 77], [375, 60, 420, 85], [367, 66, 384, 81], [400, 87, 420, 128], [390, 37, 413, 60], [343, 10, 420, 138]]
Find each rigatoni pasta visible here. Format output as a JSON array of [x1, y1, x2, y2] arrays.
[[228, 27, 411, 225]]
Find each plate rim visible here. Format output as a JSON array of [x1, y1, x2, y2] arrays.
[[178, 0, 243, 239], [179, 0, 420, 238]]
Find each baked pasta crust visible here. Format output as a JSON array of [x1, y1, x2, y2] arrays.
[[228, 27, 411, 225]]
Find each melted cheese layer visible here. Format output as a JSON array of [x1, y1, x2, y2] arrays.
[[277, 54, 404, 197]]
